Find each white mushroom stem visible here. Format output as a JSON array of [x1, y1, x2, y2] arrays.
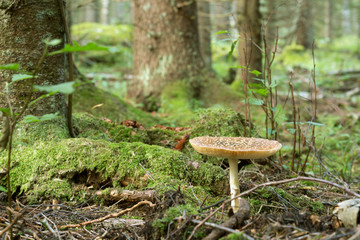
[[228, 158, 240, 213]]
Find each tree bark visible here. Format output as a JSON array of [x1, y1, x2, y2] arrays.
[[100, 0, 109, 24], [324, 0, 333, 40], [237, 0, 262, 83], [295, 0, 313, 49], [198, 0, 212, 69], [212, 0, 231, 40], [0, 0, 66, 117], [129, 0, 204, 110]]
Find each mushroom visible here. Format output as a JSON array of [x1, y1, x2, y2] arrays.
[[189, 136, 282, 213]]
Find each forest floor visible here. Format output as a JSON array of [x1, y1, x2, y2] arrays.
[[0, 163, 358, 240]]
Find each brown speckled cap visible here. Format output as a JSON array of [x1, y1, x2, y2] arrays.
[[190, 136, 282, 159]]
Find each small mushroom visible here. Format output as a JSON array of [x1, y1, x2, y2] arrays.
[[189, 136, 282, 213]]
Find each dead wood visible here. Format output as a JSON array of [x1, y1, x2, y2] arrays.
[[95, 189, 155, 202], [58, 200, 155, 229], [202, 199, 250, 240]]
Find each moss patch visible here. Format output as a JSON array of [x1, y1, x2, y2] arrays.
[[0, 138, 226, 203], [73, 85, 164, 127]]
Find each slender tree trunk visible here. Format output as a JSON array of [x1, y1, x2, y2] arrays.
[[265, 0, 277, 57], [325, 0, 333, 40], [212, 0, 231, 40], [101, 0, 109, 24], [198, 0, 212, 69], [237, 0, 262, 83], [0, 0, 66, 117], [129, 0, 204, 110], [295, 0, 313, 49], [343, 0, 351, 34]]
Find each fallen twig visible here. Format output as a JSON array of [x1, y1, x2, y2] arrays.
[[0, 208, 26, 237], [187, 176, 359, 240], [58, 200, 155, 229], [203, 199, 251, 240]]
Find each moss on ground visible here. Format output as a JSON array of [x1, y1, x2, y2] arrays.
[[0, 137, 226, 203], [73, 85, 164, 127], [73, 112, 151, 143]]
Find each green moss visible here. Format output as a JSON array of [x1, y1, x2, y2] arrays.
[[159, 81, 197, 125], [190, 108, 247, 137], [13, 118, 69, 146], [73, 85, 164, 127], [73, 112, 151, 143], [249, 187, 326, 214], [0, 138, 226, 202], [71, 23, 133, 45], [152, 204, 204, 238]]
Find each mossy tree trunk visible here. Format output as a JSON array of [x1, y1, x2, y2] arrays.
[[0, 0, 66, 117], [129, 0, 204, 111], [236, 0, 262, 83]]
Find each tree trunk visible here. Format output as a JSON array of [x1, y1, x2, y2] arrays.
[[198, 0, 212, 69], [0, 0, 66, 117], [264, 0, 277, 60], [129, 0, 204, 110], [212, 0, 231, 40], [100, 0, 109, 24], [295, 0, 313, 49], [325, 0, 333, 40], [237, 0, 262, 83]]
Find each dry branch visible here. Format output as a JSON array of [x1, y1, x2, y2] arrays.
[[187, 176, 360, 240], [202, 199, 251, 240], [0, 208, 26, 237], [58, 200, 155, 229]]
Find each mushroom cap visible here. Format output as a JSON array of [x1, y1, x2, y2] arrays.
[[189, 136, 282, 159]]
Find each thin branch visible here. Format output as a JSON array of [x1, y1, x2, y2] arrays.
[[58, 200, 155, 229], [0, 208, 25, 237], [187, 176, 360, 240]]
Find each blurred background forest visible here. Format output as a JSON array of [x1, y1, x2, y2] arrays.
[[69, 0, 360, 179]]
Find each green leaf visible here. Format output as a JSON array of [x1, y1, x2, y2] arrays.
[[11, 74, 34, 82], [23, 115, 40, 123], [0, 108, 11, 116], [227, 39, 238, 62], [249, 88, 268, 96], [216, 30, 228, 35], [305, 121, 324, 126], [23, 113, 60, 123], [242, 98, 264, 106], [0, 63, 20, 71], [44, 39, 62, 46], [249, 69, 262, 77], [274, 104, 287, 125], [0, 186, 7, 192], [230, 65, 247, 69], [34, 82, 75, 94], [48, 42, 110, 56], [29, 92, 56, 107], [287, 128, 296, 134]]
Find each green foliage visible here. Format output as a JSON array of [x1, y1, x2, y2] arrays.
[[11, 74, 34, 83], [23, 113, 60, 123], [34, 81, 75, 95], [274, 104, 287, 125], [0, 185, 7, 192], [0, 63, 20, 71]]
